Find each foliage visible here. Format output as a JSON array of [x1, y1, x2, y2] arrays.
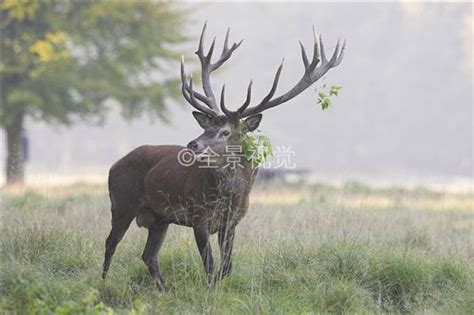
[[317, 84, 343, 110], [238, 122, 273, 167], [1, 183, 473, 313], [0, 278, 114, 315], [0, 1, 187, 128]]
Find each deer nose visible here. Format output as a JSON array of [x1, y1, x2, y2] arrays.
[[187, 141, 198, 150]]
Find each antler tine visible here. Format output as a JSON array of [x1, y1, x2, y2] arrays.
[[210, 28, 243, 71], [300, 27, 320, 72], [180, 55, 186, 81], [196, 21, 207, 58], [184, 25, 344, 119], [333, 40, 346, 67], [188, 76, 200, 112], [194, 23, 245, 114], [181, 56, 214, 108], [260, 59, 284, 105], [219, 79, 253, 120], [319, 34, 328, 65], [181, 81, 216, 116], [238, 80, 253, 115], [240, 28, 345, 118], [206, 37, 216, 61], [327, 39, 341, 67], [196, 23, 246, 115], [220, 85, 235, 118], [224, 28, 230, 51], [299, 41, 309, 69], [308, 26, 320, 71], [184, 84, 213, 107], [193, 22, 219, 111], [234, 39, 244, 50], [189, 76, 196, 103], [180, 56, 217, 116]]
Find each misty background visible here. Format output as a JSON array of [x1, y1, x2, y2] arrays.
[[1, 2, 472, 186]]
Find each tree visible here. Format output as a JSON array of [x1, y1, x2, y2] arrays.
[[1, 0, 188, 185]]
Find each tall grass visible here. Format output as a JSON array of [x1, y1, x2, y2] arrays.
[[1, 182, 472, 313]]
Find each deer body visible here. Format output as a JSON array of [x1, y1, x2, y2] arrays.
[[102, 22, 344, 290], [105, 143, 257, 289], [141, 149, 255, 231]]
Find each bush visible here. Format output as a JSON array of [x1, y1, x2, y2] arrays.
[[0, 278, 114, 315]]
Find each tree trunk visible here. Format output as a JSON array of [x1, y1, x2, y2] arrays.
[[5, 112, 25, 186]]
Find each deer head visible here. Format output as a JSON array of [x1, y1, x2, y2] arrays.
[[182, 22, 345, 157]]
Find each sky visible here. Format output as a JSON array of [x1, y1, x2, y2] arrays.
[[1, 2, 472, 185]]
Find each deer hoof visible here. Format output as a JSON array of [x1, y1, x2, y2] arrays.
[[155, 278, 167, 292]]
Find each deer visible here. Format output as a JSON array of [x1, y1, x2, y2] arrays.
[[102, 22, 345, 291]]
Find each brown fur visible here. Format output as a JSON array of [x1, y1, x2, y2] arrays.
[[103, 144, 257, 289], [102, 23, 345, 291]]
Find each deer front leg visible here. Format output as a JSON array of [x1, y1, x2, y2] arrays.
[[217, 226, 235, 280], [193, 227, 215, 285]]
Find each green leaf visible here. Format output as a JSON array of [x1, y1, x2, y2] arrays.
[[321, 98, 331, 110], [1, 2, 188, 128], [238, 125, 273, 167], [316, 84, 343, 110]]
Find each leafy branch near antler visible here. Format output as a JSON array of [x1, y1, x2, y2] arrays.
[[180, 22, 345, 119], [238, 122, 273, 167], [317, 84, 343, 110], [180, 22, 345, 167]]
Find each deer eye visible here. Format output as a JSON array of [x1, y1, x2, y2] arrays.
[[222, 130, 230, 136]]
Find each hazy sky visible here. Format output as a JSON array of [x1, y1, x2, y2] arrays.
[[1, 2, 472, 182]]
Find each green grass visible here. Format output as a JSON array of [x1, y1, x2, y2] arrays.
[[1, 182, 473, 314]]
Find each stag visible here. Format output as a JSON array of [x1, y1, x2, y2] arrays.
[[102, 23, 345, 290]]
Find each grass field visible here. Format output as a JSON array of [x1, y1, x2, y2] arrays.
[[1, 180, 473, 314]]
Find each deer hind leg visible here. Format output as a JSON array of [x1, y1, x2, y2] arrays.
[[142, 221, 169, 291], [102, 209, 135, 280]]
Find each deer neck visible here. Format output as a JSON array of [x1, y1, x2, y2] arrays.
[[203, 163, 255, 198]]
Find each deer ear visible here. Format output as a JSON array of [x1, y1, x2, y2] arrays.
[[243, 114, 262, 132], [192, 111, 213, 129]]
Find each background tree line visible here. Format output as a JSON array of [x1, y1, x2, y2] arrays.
[[1, 0, 188, 185]]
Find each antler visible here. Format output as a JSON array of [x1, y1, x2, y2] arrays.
[[220, 80, 252, 120], [239, 27, 345, 117], [181, 22, 243, 116], [182, 24, 345, 119]]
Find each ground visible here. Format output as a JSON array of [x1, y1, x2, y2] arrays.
[[1, 180, 473, 314]]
